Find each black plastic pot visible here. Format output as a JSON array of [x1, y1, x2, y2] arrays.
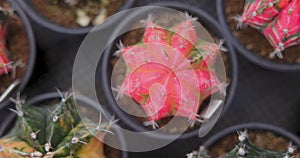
[[202, 123, 300, 151], [16, 0, 135, 51], [99, 2, 238, 140], [217, 0, 300, 72], [0, 0, 36, 110], [0, 92, 128, 158]]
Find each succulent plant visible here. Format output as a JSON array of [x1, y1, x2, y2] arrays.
[[235, 0, 300, 59], [114, 14, 227, 129], [263, 0, 300, 58], [234, 0, 290, 29], [187, 130, 298, 158], [0, 92, 112, 157], [0, 7, 11, 76]]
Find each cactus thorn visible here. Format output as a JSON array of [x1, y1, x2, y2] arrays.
[[184, 11, 198, 21], [30, 151, 43, 158], [237, 144, 247, 156], [9, 108, 23, 117], [287, 142, 296, 154], [30, 129, 41, 140], [10, 59, 24, 79], [114, 41, 127, 57], [232, 15, 245, 29], [188, 113, 204, 128], [237, 129, 248, 142], [9, 92, 25, 106], [217, 39, 228, 52], [269, 48, 283, 59], [44, 142, 52, 152], [143, 120, 159, 129]]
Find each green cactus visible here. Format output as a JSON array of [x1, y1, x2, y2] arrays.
[[0, 92, 112, 158], [187, 130, 297, 158]]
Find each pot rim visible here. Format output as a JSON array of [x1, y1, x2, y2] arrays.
[[99, 1, 238, 140], [216, 0, 300, 72], [0, 92, 128, 158], [16, 0, 136, 35], [0, 0, 36, 110]]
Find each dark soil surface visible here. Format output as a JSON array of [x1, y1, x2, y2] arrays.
[[225, 0, 300, 63], [31, 0, 125, 28]]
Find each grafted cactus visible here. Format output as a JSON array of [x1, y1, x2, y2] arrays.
[[236, 0, 300, 59], [115, 13, 227, 129], [263, 0, 300, 58], [0, 93, 111, 157], [187, 130, 298, 158], [234, 0, 290, 29]]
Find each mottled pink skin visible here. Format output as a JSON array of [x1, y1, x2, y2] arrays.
[[144, 20, 169, 45], [171, 20, 198, 56], [118, 18, 222, 122], [240, 0, 289, 29], [0, 21, 10, 76], [263, 0, 300, 52], [197, 41, 221, 68]]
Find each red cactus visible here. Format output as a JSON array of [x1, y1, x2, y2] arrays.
[[0, 20, 10, 76], [116, 14, 225, 127], [236, 0, 290, 29], [263, 0, 300, 58]]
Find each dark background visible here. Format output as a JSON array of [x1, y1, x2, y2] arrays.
[[1, 0, 300, 157]]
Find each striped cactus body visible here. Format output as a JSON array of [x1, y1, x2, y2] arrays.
[[237, 0, 300, 59], [263, 0, 300, 58], [237, 0, 289, 29]]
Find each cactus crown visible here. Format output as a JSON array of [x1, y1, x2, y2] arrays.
[[187, 130, 297, 158], [0, 92, 111, 157], [114, 13, 227, 129], [236, 0, 300, 59]]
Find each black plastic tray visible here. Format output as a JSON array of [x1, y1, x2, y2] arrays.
[[1, 0, 300, 157]]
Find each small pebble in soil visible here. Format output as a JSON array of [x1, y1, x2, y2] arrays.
[[233, 31, 240, 37], [93, 9, 107, 25], [76, 9, 91, 27], [246, 44, 253, 50], [225, 8, 231, 14], [260, 50, 267, 56]]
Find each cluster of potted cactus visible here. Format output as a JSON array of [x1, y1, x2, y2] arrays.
[[0, 0, 300, 157]]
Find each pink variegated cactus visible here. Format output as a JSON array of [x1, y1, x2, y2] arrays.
[[263, 0, 300, 58], [236, 0, 300, 59], [235, 0, 290, 29], [115, 14, 227, 129]]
